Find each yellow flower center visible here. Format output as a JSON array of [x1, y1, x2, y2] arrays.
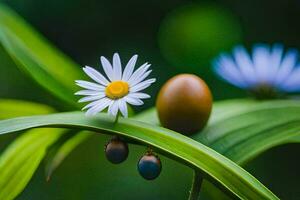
[[105, 81, 129, 99]]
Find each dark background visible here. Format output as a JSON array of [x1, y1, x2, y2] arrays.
[[0, 0, 299, 199]]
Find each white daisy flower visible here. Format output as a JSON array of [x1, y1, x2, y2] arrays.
[[213, 44, 300, 98], [75, 53, 156, 117]]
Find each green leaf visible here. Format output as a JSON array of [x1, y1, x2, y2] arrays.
[[0, 4, 83, 107], [0, 99, 66, 199], [45, 131, 92, 180], [134, 99, 300, 199], [0, 112, 279, 200], [43, 105, 133, 179], [0, 128, 63, 200], [195, 99, 300, 164], [0, 99, 54, 119], [134, 99, 300, 165], [196, 99, 300, 199]]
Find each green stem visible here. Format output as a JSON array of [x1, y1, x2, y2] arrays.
[[113, 112, 120, 124], [146, 146, 153, 154], [188, 170, 203, 200]]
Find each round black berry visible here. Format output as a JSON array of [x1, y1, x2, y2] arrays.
[[138, 152, 161, 180], [105, 137, 128, 164]]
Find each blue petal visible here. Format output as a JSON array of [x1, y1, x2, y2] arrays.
[[232, 46, 256, 86], [269, 44, 284, 85], [212, 54, 248, 88], [252, 44, 274, 84], [274, 49, 298, 86], [212, 43, 299, 93], [279, 66, 300, 92]]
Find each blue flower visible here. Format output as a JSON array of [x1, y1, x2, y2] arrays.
[[212, 44, 300, 97]]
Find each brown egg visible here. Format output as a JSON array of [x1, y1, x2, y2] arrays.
[[156, 74, 213, 135]]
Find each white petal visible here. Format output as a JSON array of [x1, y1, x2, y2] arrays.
[[252, 44, 271, 84], [108, 100, 119, 117], [124, 96, 144, 106], [118, 100, 128, 118], [82, 99, 103, 110], [78, 94, 105, 103], [75, 80, 105, 91], [213, 54, 248, 88], [232, 46, 256, 86], [274, 49, 298, 85], [130, 78, 156, 93], [113, 53, 122, 80], [127, 63, 150, 85], [128, 92, 150, 99], [100, 56, 114, 81], [83, 66, 109, 86], [85, 98, 111, 116], [130, 70, 152, 87], [122, 55, 138, 81], [75, 90, 101, 96]]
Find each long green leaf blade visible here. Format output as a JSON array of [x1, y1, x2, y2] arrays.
[[0, 112, 279, 200], [134, 99, 300, 165], [196, 100, 300, 164], [0, 99, 54, 119], [0, 4, 83, 107], [196, 100, 300, 199], [134, 99, 300, 200], [45, 131, 92, 180], [0, 99, 65, 199], [0, 129, 63, 200]]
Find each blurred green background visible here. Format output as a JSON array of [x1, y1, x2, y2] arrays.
[[0, 0, 299, 199]]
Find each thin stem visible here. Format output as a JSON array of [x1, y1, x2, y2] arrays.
[[188, 170, 203, 200], [113, 112, 120, 124], [146, 146, 153, 154]]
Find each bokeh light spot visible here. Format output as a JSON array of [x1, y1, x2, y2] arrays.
[[158, 3, 243, 72]]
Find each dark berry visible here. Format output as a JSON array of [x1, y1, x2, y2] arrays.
[[138, 152, 161, 180], [105, 137, 128, 164]]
